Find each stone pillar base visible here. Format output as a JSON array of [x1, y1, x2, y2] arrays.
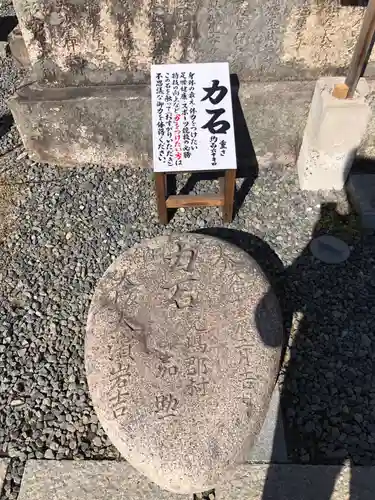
[[297, 77, 371, 191]]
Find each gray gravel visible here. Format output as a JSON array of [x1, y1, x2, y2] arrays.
[[0, 51, 25, 119], [0, 1, 26, 159], [0, 0, 15, 17], [1, 0, 375, 480], [1, 150, 375, 468]]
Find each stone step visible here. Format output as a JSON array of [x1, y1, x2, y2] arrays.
[[216, 464, 375, 499], [16, 461, 375, 500], [17, 461, 189, 500]]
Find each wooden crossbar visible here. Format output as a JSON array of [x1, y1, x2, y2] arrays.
[[154, 169, 236, 224]]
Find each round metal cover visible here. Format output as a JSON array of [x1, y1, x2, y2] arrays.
[[310, 235, 350, 264]]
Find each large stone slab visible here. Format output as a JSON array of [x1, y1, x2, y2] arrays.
[[17, 460, 188, 500], [215, 464, 375, 499], [9, 80, 313, 166], [8, 84, 152, 167], [86, 233, 283, 494], [11, 0, 375, 85]]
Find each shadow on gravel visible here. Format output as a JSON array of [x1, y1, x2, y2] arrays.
[[0, 16, 17, 41], [259, 182, 375, 498], [0, 114, 13, 140], [167, 74, 258, 222], [199, 180, 375, 498]]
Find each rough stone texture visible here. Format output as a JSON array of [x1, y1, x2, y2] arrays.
[[8, 80, 312, 167], [0, 460, 9, 490], [237, 80, 313, 160], [12, 0, 199, 86], [0, 41, 7, 59], [8, 84, 152, 167], [7, 76, 375, 170], [215, 464, 375, 499], [10, 0, 375, 85], [0, 0, 15, 17], [246, 386, 287, 464], [297, 77, 371, 191], [282, 4, 375, 77], [11, 77, 375, 168], [17, 460, 188, 500], [298, 138, 352, 191], [86, 233, 283, 494], [8, 26, 30, 68]]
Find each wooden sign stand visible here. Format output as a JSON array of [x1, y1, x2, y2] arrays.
[[154, 169, 236, 224]]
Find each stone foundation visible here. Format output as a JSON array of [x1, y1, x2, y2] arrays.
[[297, 77, 371, 191], [9, 84, 152, 167]]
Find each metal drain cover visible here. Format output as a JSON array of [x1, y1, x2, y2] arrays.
[[310, 235, 350, 264]]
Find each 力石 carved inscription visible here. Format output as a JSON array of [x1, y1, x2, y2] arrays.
[[162, 240, 201, 308]]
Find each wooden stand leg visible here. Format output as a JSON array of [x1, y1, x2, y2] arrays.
[[222, 169, 236, 223], [154, 172, 168, 224]]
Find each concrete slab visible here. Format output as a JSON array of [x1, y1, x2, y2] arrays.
[[216, 464, 375, 499], [17, 461, 189, 500], [347, 172, 375, 230], [246, 385, 287, 463], [298, 133, 355, 191]]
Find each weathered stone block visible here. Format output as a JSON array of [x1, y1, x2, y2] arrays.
[[304, 77, 370, 153], [8, 26, 30, 68], [297, 133, 355, 191], [8, 84, 152, 167], [11, 0, 375, 85], [298, 77, 371, 191], [9, 80, 314, 167], [17, 460, 188, 500], [12, 0, 200, 86], [86, 234, 283, 494]]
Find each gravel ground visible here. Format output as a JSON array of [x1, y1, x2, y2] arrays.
[[1, 149, 374, 470], [2, 3, 375, 496], [0, 0, 14, 17]]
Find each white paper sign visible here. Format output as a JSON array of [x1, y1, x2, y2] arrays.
[[151, 62, 236, 173]]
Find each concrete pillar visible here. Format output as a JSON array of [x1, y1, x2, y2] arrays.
[[297, 77, 371, 191]]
